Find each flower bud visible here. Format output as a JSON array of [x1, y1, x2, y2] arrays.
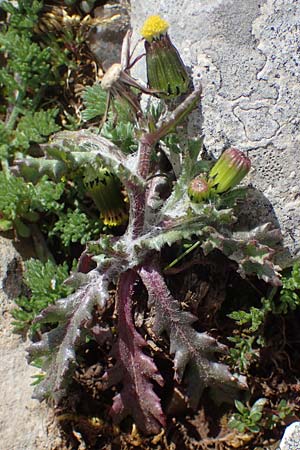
[[188, 175, 211, 203], [208, 148, 251, 193], [140, 15, 189, 98], [84, 168, 128, 227]]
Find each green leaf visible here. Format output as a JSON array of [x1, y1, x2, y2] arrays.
[[228, 418, 245, 432], [0, 218, 13, 231], [14, 218, 31, 237], [101, 121, 137, 153], [15, 109, 61, 148], [13, 259, 73, 333], [50, 209, 101, 246], [81, 84, 107, 121], [249, 411, 262, 422], [252, 398, 267, 409], [235, 399, 248, 415]]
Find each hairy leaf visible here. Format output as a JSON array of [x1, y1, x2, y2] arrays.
[[201, 224, 282, 286], [46, 130, 143, 189], [160, 137, 208, 218], [139, 262, 247, 409], [103, 270, 165, 434], [27, 270, 111, 402], [138, 205, 235, 252]]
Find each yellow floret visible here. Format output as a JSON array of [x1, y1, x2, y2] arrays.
[[140, 15, 169, 41]]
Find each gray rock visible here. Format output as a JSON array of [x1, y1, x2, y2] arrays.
[[279, 422, 300, 450], [130, 0, 300, 265], [0, 237, 63, 450], [88, 1, 130, 70]]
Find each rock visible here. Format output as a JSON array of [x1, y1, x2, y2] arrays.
[[88, 1, 130, 70], [0, 236, 63, 450], [279, 422, 300, 450], [130, 0, 300, 265]]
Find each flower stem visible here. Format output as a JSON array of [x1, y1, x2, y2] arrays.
[[133, 87, 202, 235], [164, 240, 201, 270], [137, 86, 202, 180]]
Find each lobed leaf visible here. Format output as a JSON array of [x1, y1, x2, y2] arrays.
[[137, 205, 235, 253], [201, 224, 282, 286], [27, 269, 111, 402], [103, 270, 165, 434], [139, 262, 247, 410], [46, 130, 143, 189]]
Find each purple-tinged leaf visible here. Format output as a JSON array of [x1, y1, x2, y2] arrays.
[[201, 223, 282, 286], [103, 270, 165, 435], [27, 270, 111, 402], [77, 251, 96, 274], [139, 262, 247, 410]]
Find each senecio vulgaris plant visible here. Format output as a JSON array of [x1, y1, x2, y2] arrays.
[[22, 16, 282, 434]]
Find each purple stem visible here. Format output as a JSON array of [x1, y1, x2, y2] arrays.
[[116, 269, 139, 340], [129, 134, 157, 237], [130, 87, 202, 237]]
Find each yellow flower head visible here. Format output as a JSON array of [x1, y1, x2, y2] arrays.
[[140, 15, 169, 42]]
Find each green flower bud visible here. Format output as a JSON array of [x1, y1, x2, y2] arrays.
[[84, 168, 128, 227], [140, 15, 189, 98], [188, 175, 210, 203], [209, 148, 251, 193]]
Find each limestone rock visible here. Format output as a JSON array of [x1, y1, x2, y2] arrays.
[[88, 1, 130, 70], [0, 236, 63, 450], [130, 0, 300, 265], [279, 422, 300, 450]]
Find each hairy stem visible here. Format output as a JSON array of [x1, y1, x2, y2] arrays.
[[117, 269, 139, 335], [133, 87, 202, 236], [106, 268, 165, 433], [137, 87, 202, 179], [154, 86, 202, 141]]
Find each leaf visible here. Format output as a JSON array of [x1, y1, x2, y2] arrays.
[[14, 217, 31, 237], [81, 84, 107, 121], [15, 109, 60, 148], [17, 156, 68, 182], [103, 270, 165, 435], [251, 397, 267, 410], [13, 259, 72, 333], [235, 399, 248, 415], [50, 208, 101, 246], [44, 130, 144, 189], [228, 418, 246, 432], [0, 218, 13, 231], [138, 205, 235, 252], [249, 411, 262, 422], [101, 121, 137, 154], [248, 424, 260, 433], [27, 269, 111, 402], [139, 263, 247, 410], [160, 137, 208, 218], [201, 225, 282, 286]]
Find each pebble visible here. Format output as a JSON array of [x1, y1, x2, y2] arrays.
[[279, 422, 300, 450]]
